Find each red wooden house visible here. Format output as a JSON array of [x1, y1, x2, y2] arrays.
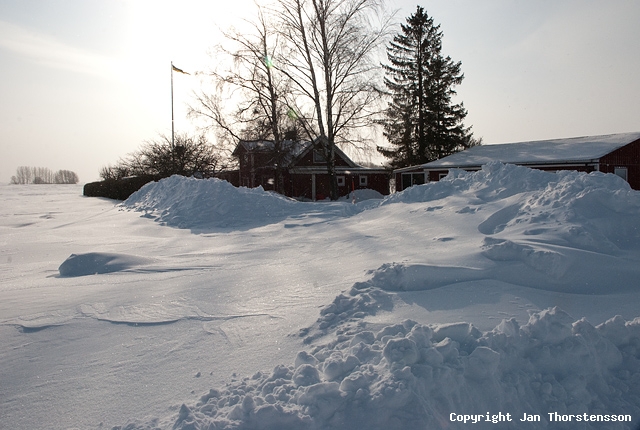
[[232, 138, 390, 200], [394, 132, 640, 191]]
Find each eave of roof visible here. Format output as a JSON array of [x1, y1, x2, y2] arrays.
[[288, 166, 387, 174], [393, 132, 640, 172]]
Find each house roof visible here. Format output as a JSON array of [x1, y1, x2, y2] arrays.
[[233, 139, 309, 167], [234, 138, 364, 169], [416, 132, 640, 170], [289, 137, 360, 169], [234, 139, 306, 157]]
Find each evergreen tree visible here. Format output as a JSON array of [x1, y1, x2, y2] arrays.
[[378, 6, 473, 168]]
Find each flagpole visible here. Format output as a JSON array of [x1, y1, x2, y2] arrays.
[[171, 61, 175, 151]]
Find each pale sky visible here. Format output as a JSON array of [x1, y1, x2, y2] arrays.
[[1, 0, 638, 184]]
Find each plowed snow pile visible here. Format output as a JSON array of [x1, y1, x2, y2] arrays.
[[113, 163, 640, 430]]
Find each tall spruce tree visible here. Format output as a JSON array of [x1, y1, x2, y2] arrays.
[[378, 6, 472, 168]]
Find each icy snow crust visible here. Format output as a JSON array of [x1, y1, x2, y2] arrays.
[[112, 163, 640, 429]]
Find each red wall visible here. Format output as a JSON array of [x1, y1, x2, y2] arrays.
[[289, 172, 389, 200], [599, 139, 640, 190]]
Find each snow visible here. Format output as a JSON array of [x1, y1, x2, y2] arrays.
[[2, 163, 640, 429], [420, 132, 640, 168], [58, 252, 154, 277]]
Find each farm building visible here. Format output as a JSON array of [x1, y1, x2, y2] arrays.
[[232, 138, 390, 200], [394, 132, 640, 191]]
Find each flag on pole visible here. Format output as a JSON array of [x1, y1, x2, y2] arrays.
[[172, 64, 190, 75]]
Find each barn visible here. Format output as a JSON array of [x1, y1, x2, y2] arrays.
[[233, 138, 390, 200], [394, 132, 640, 191]]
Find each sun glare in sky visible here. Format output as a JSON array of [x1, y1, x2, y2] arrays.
[[119, 1, 245, 130]]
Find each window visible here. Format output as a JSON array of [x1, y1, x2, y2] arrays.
[[359, 175, 368, 187], [401, 172, 425, 190], [313, 150, 326, 163], [337, 176, 345, 187], [614, 167, 628, 181]]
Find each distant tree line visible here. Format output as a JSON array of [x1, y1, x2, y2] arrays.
[[10, 166, 79, 185]]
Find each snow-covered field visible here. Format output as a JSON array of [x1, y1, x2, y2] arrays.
[[1, 162, 640, 429]]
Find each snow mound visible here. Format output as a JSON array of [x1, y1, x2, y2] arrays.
[[382, 161, 633, 206], [120, 175, 373, 230], [375, 163, 640, 294], [121, 176, 300, 230], [121, 165, 640, 240], [58, 252, 152, 277], [390, 163, 640, 251], [341, 188, 385, 202], [117, 284, 640, 430]]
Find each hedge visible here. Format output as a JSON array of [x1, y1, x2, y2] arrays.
[[83, 175, 158, 200]]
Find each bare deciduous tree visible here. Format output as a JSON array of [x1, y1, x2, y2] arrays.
[[191, 0, 390, 200], [11, 166, 33, 184], [190, 7, 300, 194], [274, 0, 391, 199], [54, 170, 79, 184], [100, 133, 230, 181]]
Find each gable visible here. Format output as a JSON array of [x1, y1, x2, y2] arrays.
[[232, 140, 274, 156], [234, 138, 369, 170], [290, 138, 359, 168]]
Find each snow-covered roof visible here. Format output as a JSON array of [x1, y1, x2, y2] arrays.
[[421, 132, 640, 170]]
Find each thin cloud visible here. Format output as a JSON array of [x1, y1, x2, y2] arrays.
[[0, 20, 118, 80]]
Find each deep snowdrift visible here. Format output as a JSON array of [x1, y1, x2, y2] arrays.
[[113, 164, 640, 429], [374, 163, 640, 294], [121, 176, 380, 231]]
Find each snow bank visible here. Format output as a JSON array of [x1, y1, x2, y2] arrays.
[[120, 166, 640, 293], [341, 188, 385, 202], [377, 163, 640, 294], [385, 161, 638, 212], [122, 164, 640, 239], [117, 283, 640, 429], [121, 176, 300, 230], [121, 175, 372, 231]]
